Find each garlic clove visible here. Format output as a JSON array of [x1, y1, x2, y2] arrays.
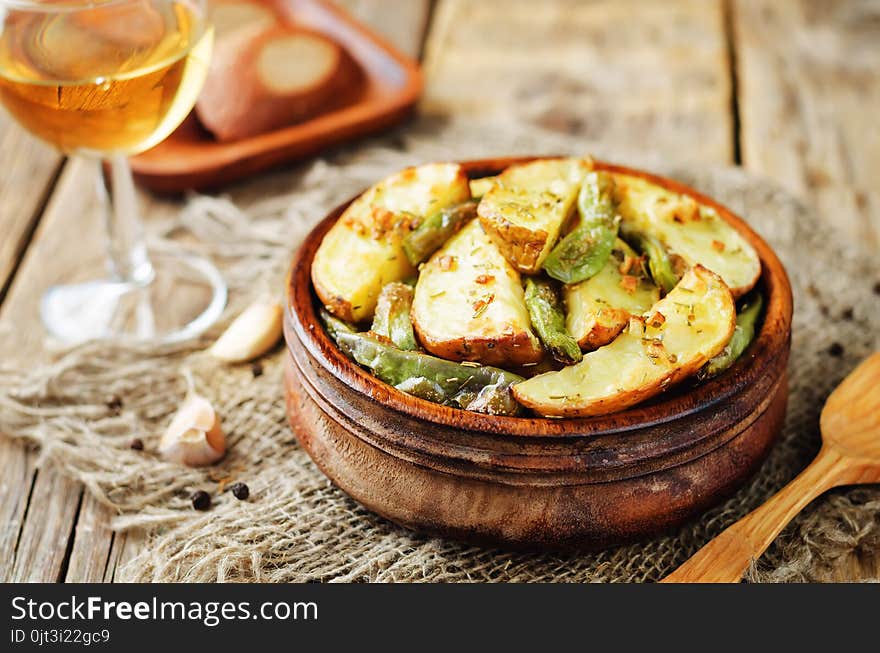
[[159, 393, 226, 466], [209, 298, 283, 363]]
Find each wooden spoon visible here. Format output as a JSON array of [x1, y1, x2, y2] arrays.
[[662, 352, 880, 583]]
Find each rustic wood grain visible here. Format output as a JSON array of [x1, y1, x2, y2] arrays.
[[10, 467, 82, 582], [65, 495, 116, 582], [104, 530, 147, 582], [422, 0, 734, 162], [0, 441, 35, 581], [0, 115, 63, 299], [335, 0, 434, 60], [734, 0, 880, 248]]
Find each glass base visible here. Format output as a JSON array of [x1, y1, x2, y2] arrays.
[[41, 251, 227, 345]]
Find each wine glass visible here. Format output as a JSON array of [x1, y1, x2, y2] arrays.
[[0, 0, 225, 343]]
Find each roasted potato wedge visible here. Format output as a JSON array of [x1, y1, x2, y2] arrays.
[[312, 163, 470, 322], [469, 176, 497, 198], [612, 174, 760, 297], [564, 238, 660, 350], [513, 265, 736, 417], [477, 158, 590, 273], [412, 220, 544, 367]]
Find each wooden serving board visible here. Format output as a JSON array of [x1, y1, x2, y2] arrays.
[[129, 0, 423, 192]]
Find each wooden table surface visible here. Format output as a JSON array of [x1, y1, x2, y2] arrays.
[[0, 0, 877, 582]]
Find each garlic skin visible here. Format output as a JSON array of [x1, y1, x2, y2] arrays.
[[209, 298, 283, 363], [159, 394, 226, 466]]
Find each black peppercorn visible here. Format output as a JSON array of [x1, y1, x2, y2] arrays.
[[229, 482, 249, 500], [191, 490, 211, 511], [251, 362, 264, 378], [129, 438, 144, 451], [828, 342, 844, 357]]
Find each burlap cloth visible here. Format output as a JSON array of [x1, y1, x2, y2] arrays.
[[1, 118, 878, 582]]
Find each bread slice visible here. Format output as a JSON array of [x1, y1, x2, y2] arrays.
[[196, 24, 357, 141]]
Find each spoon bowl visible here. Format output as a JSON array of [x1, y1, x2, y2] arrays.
[[820, 353, 880, 461]]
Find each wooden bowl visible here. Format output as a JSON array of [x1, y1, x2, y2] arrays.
[[283, 156, 793, 551]]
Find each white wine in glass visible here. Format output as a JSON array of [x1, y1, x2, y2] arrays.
[[0, 0, 225, 343]]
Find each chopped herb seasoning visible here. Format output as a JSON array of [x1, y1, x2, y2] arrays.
[[438, 255, 457, 271], [648, 312, 666, 328], [619, 275, 638, 294], [472, 293, 495, 318]]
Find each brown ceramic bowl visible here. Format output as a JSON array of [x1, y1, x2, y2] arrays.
[[283, 156, 793, 551]]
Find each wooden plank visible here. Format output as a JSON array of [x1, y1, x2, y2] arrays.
[[0, 115, 63, 298], [422, 0, 734, 163], [334, 0, 434, 59], [0, 441, 35, 581], [10, 467, 82, 582], [64, 495, 116, 582], [104, 530, 147, 582], [0, 159, 105, 362], [734, 0, 880, 248]]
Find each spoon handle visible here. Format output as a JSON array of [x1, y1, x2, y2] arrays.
[[661, 447, 851, 583]]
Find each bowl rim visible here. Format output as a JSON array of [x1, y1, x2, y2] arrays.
[[285, 155, 793, 439]]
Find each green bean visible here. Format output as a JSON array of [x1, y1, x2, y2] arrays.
[[402, 200, 479, 266], [524, 278, 582, 364], [371, 282, 418, 350], [543, 172, 619, 284], [321, 311, 524, 415], [699, 291, 764, 379], [618, 221, 678, 294]]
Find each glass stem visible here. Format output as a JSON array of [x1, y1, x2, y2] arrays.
[[97, 153, 155, 286]]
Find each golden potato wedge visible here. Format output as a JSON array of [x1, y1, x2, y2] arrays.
[[477, 158, 590, 273], [564, 238, 660, 350], [513, 265, 736, 417], [411, 220, 543, 367], [469, 175, 497, 198], [612, 173, 761, 297], [312, 163, 470, 323]]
